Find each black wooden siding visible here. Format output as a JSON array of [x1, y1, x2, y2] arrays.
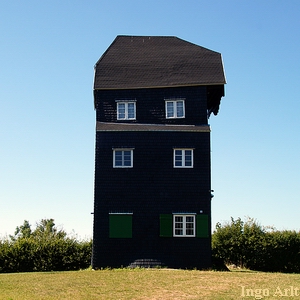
[[94, 86, 208, 125], [92, 130, 212, 269]]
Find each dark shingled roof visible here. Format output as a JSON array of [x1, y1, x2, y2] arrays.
[[94, 35, 226, 90]]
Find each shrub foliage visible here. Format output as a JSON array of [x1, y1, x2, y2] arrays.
[[0, 219, 92, 273], [212, 217, 300, 273], [3, 217, 300, 273]]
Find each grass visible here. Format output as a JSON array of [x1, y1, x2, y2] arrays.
[[1, 268, 300, 299]]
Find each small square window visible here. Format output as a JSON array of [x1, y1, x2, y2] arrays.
[[173, 149, 194, 168], [117, 101, 136, 120], [113, 149, 133, 168], [173, 215, 195, 237], [165, 99, 185, 119]]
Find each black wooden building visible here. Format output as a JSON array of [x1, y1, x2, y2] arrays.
[[92, 36, 226, 269]]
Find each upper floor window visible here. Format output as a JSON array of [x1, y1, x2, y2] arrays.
[[117, 101, 136, 120], [165, 99, 185, 119], [173, 149, 193, 168], [113, 149, 133, 168], [173, 215, 195, 237]]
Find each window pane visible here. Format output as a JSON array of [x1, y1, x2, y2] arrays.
[[175, 216, 183, 223], [186, 216, 194, 223], [166, 102, 174, 118], [123, 151, 132, 166], [175, 229, 183, 235], [186, 228, 194, 235], [175, 150, 182, 167], [186, 216, 194, 235], [118, 103, 125, 119], [186, 223, 193, 229], [174, 216, 183, 235], [175, 160, 182, 167], [176, 101, 184, 117], [175, 223, 183, 229], [127, 103, 135, 119], [185, 150, 192, 166], [114, 151, 123, 166]]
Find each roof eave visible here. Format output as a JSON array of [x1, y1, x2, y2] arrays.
[[93, 82, 226, 91]]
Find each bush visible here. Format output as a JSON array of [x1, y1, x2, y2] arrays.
[[212, 217, 300, 273], [0, 219, 92, 273]]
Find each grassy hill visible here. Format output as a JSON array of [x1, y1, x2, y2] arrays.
[[1, 268, 300, 299]]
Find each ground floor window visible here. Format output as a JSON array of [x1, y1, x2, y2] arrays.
[[159, 213, 209, 238], [173, 214, 195, 237], [109, 213, 132, 238]]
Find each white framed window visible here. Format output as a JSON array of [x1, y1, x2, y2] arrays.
[[117, 101, 136, 120], [173, 215, 195, 237], [173, 149, 193, 168], [165, 99, 185, 118], [113, 149, 133, 168]]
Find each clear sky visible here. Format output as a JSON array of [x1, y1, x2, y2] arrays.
[[1, 1, 299, 239]]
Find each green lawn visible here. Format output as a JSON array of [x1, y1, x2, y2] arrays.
[[1, 268, 300, 299]]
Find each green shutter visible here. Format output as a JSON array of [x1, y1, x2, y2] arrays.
[[109, 214, 132, 238], [196, 214, 209, 238], [160, 214, 172, 237]]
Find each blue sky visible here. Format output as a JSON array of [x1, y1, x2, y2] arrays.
[[1, 1, 299, 239]]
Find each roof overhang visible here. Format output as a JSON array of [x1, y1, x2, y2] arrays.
[[96, 122, 210, 132]]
